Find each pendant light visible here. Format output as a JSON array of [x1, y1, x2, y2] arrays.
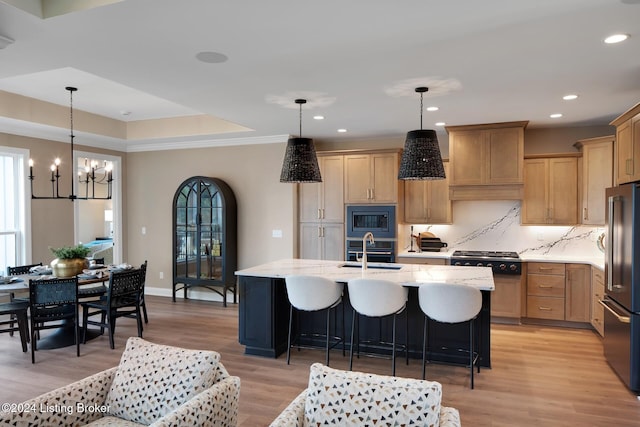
[[398, 87, 445, 180], [280, 99, 322, 183]]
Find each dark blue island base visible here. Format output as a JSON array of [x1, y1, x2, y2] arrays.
[[238, 276, 491, 368]]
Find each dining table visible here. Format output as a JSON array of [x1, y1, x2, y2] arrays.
[[0, 267, 111, 349]]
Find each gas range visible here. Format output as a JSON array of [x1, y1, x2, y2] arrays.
[[450, 250, 522, 275]]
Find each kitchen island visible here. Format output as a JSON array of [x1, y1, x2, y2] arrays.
[[235, 259, 494, 367]]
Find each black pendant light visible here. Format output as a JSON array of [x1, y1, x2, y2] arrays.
[[280, 99, 322, 183], [398, 87, 445, 180]]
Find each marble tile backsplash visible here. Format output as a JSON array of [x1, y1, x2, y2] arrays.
[[399, 200, 605, 258]]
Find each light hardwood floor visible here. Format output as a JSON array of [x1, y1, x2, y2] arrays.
[[1, 295, 639, 426]]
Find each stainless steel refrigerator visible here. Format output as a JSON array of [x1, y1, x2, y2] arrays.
[[603, 183, 640, 392]]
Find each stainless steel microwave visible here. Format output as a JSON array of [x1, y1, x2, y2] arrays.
[[346, 205, 396, 239]]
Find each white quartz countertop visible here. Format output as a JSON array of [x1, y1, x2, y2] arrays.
[[235, 258, 494, 291], [397, 250, 605, 270]]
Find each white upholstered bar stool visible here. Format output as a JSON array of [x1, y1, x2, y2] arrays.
[[419, 282, 483, 389], [285, 275, 344, 366], [347, 278, 409, 376]]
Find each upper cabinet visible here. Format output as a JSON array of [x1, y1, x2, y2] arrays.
[[574, 136, 614, 225], [446, 121, 528, 200], [403, 161, 451, 224], [299, 155, 344, 223], [344, 150, 400, 204], [611, 102, 640, 185], [522, 155, 579, 225]]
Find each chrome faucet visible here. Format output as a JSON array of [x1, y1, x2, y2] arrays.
[[359, 232, 375, 270]]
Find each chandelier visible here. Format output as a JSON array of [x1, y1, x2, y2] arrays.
[[29, 86, 113, 201]]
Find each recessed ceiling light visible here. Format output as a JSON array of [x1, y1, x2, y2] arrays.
[[195, 51, 229, 63], [313, 115, 324, 120], [426, 106, 439, 112], [337, 129, 347, 133], [435, 122, 446, 126], [550, 113, 563, 118], [563, 94, 578, 100], [120, 110, 131, 116], [604, 34, 629, 44]]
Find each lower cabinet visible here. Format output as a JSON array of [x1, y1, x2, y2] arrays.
[[526, 262, 566, 320], [526, 262, 592, 324], [565, 264, 591, 322], [591, 266, 605, 336], [491, 275, 522, 321]]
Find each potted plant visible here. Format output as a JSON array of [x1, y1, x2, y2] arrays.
[[50, 244, 91, 277]]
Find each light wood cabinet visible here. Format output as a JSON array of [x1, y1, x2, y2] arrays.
[[526, 262, 566, 320], [491, 275, 522, 321], [522, 155, 579, 225], [446, 121, 527, 200], [574, 136, 614, 225], [611, 103, 640, 185], [299, 155, 344, 261], [403, 161, 451, 224], [591, 266, 605, 337], [565, 264, 591, 322], [344, 151, 400, 204], [299, 222, 344, 261], [526, 262, 592, 324], [299, 155, 344, 223]]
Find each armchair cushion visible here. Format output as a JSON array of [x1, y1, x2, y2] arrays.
[[105, 337, 221, 425], [304, 363, 443, 426]]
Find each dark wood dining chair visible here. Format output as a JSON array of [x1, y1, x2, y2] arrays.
[[0, 301, 30, 352], [140, 260, 148, 324], [81, 268, 144, 349], [28, 277, 79, 363], [6, 262, 42, 340]]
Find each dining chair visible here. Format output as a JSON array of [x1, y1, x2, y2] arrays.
[[28, 277, 80, 363], [5, 263, 42, 339], [139, 260, 148, 324], [0, 301, 30, 352], [419, 282, 483, 389], [347, 278, 409, 376], [284, 275, 344, 366], [81, 268, 144, 349]]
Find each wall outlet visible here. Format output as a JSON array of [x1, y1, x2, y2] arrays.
[[159, 271, 164, 279], [537, 233, 544, 241], [272, 229, 283, 238], [141, 226, 146, 235]]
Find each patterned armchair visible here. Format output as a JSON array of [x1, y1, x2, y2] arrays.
[[0, 337, 240, 426], [270, 363, 461, 427]]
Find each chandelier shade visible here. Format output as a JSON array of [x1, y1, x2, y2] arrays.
[[398, 129, 445, 180], [280, 98, 322, 183], [398, 87, 446, 180], [279, 137, 322, 183]]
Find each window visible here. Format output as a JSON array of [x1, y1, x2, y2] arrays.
[[0, 147, 30, 273]]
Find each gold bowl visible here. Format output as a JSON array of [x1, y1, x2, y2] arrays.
[[50, 258, 88, 278]]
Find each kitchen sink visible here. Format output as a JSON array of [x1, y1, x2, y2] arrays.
[[338, 262, 402, 270]]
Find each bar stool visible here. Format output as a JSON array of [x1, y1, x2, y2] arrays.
[[285, 275, 344, 366], [347, 278, 408, 376], [419, 282, 482, 389]]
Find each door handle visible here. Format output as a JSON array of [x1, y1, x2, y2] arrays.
[[607, 195, 617, 292], [599, 299, 630, 323]]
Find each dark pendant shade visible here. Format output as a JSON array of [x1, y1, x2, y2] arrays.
[[398, 129, 446, 180], [279, 137, 322, 183]]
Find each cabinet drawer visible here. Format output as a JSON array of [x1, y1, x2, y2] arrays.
[[527, 274, 565, 297], [527, 296, 565, 320], [528, 262, 565, 275]]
